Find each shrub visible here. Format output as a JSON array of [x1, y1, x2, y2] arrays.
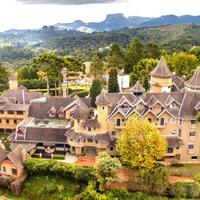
[[170, 162, 184, 168], [71, 90, 89, 97], [31, 153, 41, 158], [25, 158, 96, 184], [133, 165, 168, 196], [168, 182, 200, 199], [106, 189, 130, 200], [52, 154, 65, 160]]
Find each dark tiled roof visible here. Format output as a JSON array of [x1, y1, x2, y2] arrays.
[[172, 75, 185, 92], [150, 57, 173, 78], [166, 136, 183, 148], [132, 81, 146, 94], [72, 98, 90, 119], [185, 67, 200, 90], [3, 87, 42, 104], [0, 102, 28, 111], [24, 127, 68, 143], [28, 97, 91, 119], [81, 118, 100, 128], [7, 145, 30, 170], [96, 92, 110, 105], [0, 148, 9, 163]]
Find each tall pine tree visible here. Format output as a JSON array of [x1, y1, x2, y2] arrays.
[[108, 68, 119, 93], [90, 79, 102, 107]]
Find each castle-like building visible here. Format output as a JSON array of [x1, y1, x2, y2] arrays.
[[11, 57, 200, 163]]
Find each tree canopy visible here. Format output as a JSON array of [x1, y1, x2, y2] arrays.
[[108, 68, 119, 93], [90, 79, 102, 107], [116, 115, 167, 169]]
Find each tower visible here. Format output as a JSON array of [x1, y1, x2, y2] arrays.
[[9, 74, 18, 90], [150, 57, 173, 93]]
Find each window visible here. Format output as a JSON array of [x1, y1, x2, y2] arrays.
[[17, 111, 24, 115], [2, 166, 6, 172], [191, 156, 198, 160], [102, 106, 105, 110], [179, 119, 183, 126], [188, 144, 194, 149], [14, 119, 17, 124], [116, 119, 121, 126], [191, 120, 197, 125], [148, 118, 152, 122], [7, 111, 14, 115], [110, 147, 114, 151], [12, 169, 17, 175], [0, 110, 4, 114], [0, 119, 1, 124], [88, 138, 93, 143], [178, 129, 182, 137], [122, 118, 125, 122], [88, 127, 91, 131], [6, 119, 9, 124], [94, 127, 96, 130], [189, 131, 196, 137], [167, 148, 173, 153], [160, 118, 165, 125], [111, 131, 116, 136]]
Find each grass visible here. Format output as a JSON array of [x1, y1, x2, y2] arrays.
[[0, 175, 83, 200], [166, 164, 200, 177]]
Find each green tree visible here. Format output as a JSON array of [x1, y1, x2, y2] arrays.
[[106, 43, 125, 70], [125, 39, 144, 74], [145, 42, 161, 59], [116, 115, 167, 169], [130, 58, 158, 90], [32, 52, 60, 96], [0, 61, 9, 92], [108, 68, 119, 93], [18, 66, 38, 80], [95, 152, 121, 191], [90, 79, 102, 107], [133, 165, 168, 195], [196, 112, 200, 122], [90, 55, 105, 80], [189, 46, 200, 61], [170, 52, 199, 79]]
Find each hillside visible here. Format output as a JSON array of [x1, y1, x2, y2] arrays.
[[1, 24, 200, 63]]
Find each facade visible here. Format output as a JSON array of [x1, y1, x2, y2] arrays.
[[117, 70, 130, 91], [11, 57, 200, 163], [0, 145, 30, 178], [0, 86, 42, 132]]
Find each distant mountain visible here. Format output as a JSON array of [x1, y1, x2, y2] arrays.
[[54, 13, 151, 32], [141, 15, 200, 27]]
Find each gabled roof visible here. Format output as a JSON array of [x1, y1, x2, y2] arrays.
[[185, 67, 200, 91], [48, 106, 56, 114], [0, 148, 9, 163], [157, 108, 175, 118], [72, 98, 90, 119], [164, 95, 181, 107], [150, 57, 173, 78], [132, 81, 146, 94], [172, 75, 185, 92], [7, 145, 30, 170], [147, 95, 164, 108]]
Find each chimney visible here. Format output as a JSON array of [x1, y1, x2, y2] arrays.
[[21, 149, 28, 163]]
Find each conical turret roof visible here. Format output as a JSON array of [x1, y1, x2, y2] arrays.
[[96, 91, 109, 105], [150, 57, 173, 78], [185, 67, 200, 91], [132, 81, 145, 94]]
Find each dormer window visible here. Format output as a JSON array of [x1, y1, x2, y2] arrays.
[[48, 107, 57, 118], [88, 127, 91, 131]]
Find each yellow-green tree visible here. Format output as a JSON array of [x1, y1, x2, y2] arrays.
[[116, 115, 167, 169]]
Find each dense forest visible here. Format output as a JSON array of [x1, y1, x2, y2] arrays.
[[1, 24, 200, 63]]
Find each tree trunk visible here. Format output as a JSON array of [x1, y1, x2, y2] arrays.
[[54, 82, 57, 96], [47, 77, 50, 96]]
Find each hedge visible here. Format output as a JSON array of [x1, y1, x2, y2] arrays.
[[53, 154, 65, 160], [25, 158, 96, 184]]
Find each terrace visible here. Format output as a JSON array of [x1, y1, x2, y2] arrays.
[[28, 118, 71, 129]]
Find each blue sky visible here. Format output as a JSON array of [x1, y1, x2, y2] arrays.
[[0, 0, 200, 31]]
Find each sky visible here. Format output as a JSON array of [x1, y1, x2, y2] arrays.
[[0, 0, 200, 31]]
